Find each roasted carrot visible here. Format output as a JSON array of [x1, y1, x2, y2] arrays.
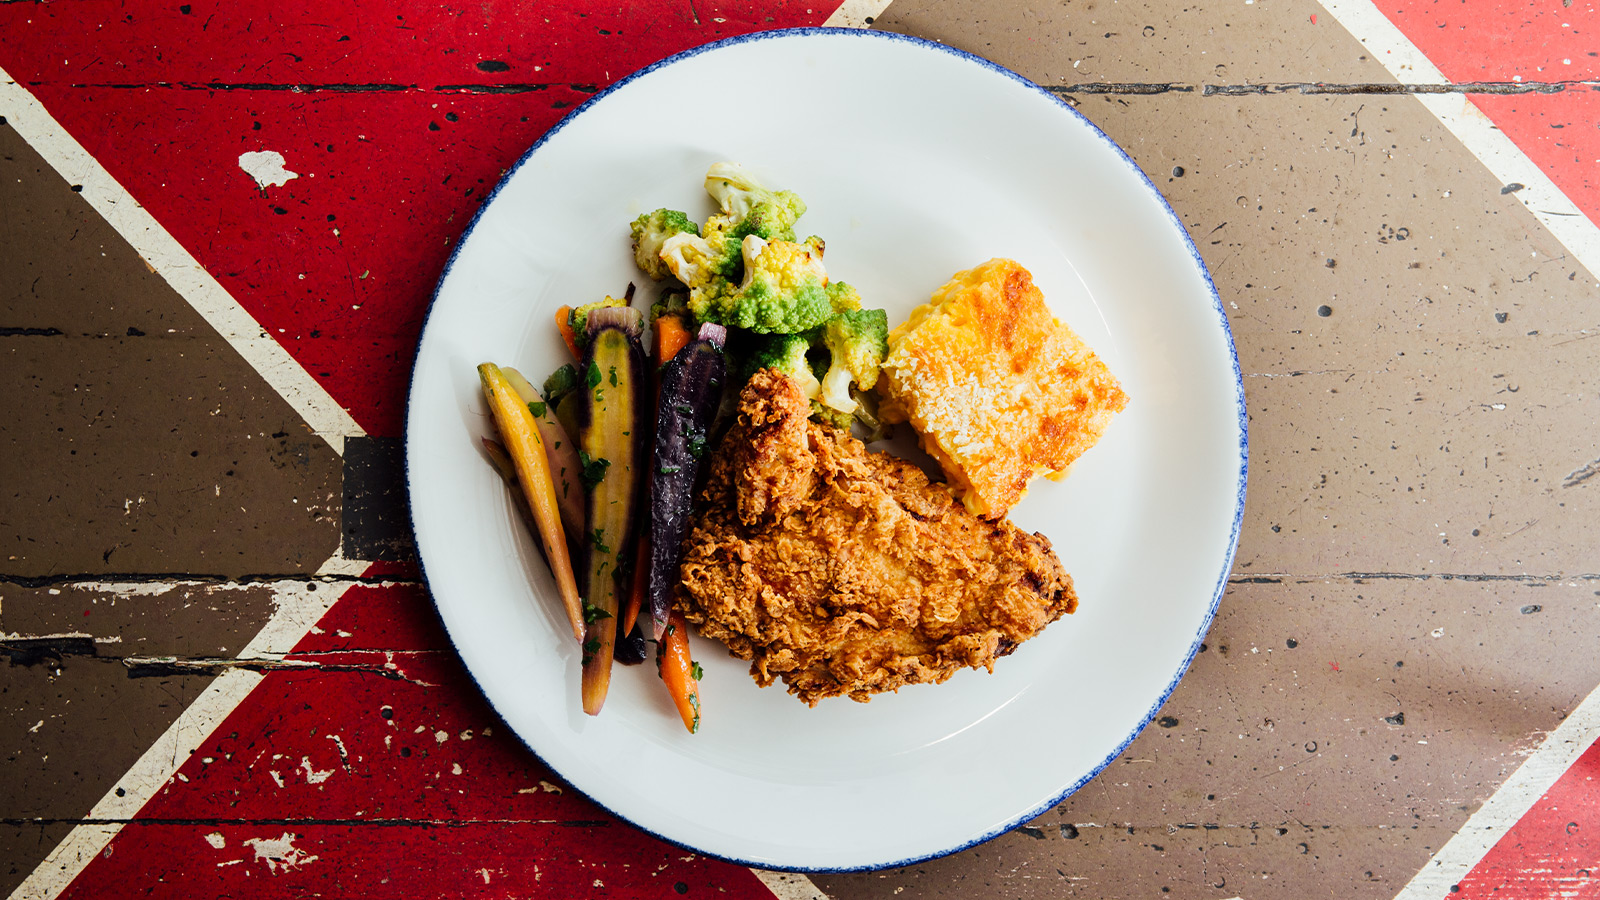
[[653, 311, 693, 367], [555, 305, 580, 360], [622, 312, 687, 635], [645, 314, 716, 731], [575, 308, 650, 716], [621, 532, 649, 636], [478, 363, 585, 643], [657, 610, 701, 734]]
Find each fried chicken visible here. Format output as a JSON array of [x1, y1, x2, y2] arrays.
[[676, 369, 1078, 705]]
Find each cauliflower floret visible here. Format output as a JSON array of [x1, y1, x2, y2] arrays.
[[704, 162, 807, 242]]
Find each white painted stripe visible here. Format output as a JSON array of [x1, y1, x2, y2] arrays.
[[1390, 687, 1600, 898], [754, 870, 833, 900], [823, 0, 894, 28], [1319, 0, 1600, 286], [1310, 4, 1600, 892], [4, 578, 361, 900], [0, 66, 366, 456]]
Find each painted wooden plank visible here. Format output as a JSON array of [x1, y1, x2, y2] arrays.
[[0, 0, 838, 436], [1453, 736, 1600, 897], [1376, 0, 1599, 81], [1, 0, 841, 86], [1365, 0, 1600, 233], [51, 582, 780, 900]]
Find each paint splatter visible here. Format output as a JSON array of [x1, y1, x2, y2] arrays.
[[237, 151, 299, 189]]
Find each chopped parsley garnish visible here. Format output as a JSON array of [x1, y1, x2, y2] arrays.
[[578, 450, 610, 490]]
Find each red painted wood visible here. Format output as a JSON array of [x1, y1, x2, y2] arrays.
[[1454, 736, 1600, 898], [1372, 0, 1600, 233], [58, 581, 779, 899], [1466, 90, 1600, 236], [1378, 0, 1599, 81], [2, 0, 835, 87], [0, 0, 839, 436]]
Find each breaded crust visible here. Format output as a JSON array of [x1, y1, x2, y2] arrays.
[[879, 259, 1128, 518], [677, 370, 1077, 705]]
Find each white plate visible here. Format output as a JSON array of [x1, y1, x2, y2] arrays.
[[406, 28, 1245, 871]]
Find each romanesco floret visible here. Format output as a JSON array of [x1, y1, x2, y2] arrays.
[[817, 308, 889, 414], [823, 279, 863, 316], [704, 162, 806, 242], [749, 332, 823, 402], [688, 235, 841, 334], [630, 209, 699, 281]]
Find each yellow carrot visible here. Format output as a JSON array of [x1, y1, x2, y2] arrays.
[[478, 362, 585, 643]]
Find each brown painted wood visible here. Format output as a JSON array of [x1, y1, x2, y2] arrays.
[[0, 122, 342, 581], [0, 119, 340, 895]]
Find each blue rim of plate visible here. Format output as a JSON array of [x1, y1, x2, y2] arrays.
[[405, 25, 1247, 873]]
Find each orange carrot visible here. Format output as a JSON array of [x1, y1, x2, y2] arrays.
[[658, 611, 701, 733], [555, 305, 580, 360], [621, 532, 649, 635], [653, 311, 692, 367]]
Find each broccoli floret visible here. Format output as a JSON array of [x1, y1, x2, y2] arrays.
[[689, 235, 840, 334], [568, 295, 628, 348], [630, 209, 699, 281], [817, 308, 889, 414], [704, 162, 806, 242], [748, 332, 823, 402]]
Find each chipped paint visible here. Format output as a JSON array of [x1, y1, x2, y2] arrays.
[[298, 756, 334, 785], [237, 150, 299, 189], [243, 833, 318, 873]]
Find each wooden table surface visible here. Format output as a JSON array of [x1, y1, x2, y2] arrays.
[[4, 1, 1599, 898]]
